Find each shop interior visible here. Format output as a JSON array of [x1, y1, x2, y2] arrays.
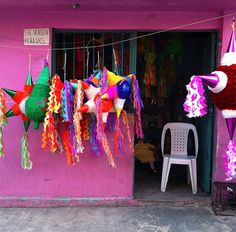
[[52, 30, 217, 202]]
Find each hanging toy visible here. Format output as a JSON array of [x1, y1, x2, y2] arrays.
[[78, 81, 113, 123], [2, 72, 33, 132], [183, 20, 236, 180], [25, 62, 50, 129], [0, 90, 7, 157], [101, 77, 131, 118], [2, 70, 34, 169]]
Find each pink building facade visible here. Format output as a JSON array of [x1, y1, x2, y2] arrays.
[[0, 2, 235, 206]]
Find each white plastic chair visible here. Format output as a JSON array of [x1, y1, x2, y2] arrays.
[[160, 122, 198, 194]]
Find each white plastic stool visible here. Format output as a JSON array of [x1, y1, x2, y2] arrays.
[[160, 123, 198, 194]]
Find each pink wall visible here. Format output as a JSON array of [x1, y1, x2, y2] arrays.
[[0, 9, 228, 202]]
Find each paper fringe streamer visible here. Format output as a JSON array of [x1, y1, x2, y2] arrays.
[[73, 80, 84, 153], [0, 90, 7, 157], [42, 75, 63, 152], [183, 76, 207, 118], [131, 75, 144, 139], [62, 81, 74, 123], [96, 98, 116, 167], [122, 110, 133, 153], [102, 132, 116, 168], [225, 140, 236, 181], [61, 81, 79, 160], [61, 123, 75, 165], [114, 117, 124, 156], [90, 116, 102, 156], [82, 115, 90, 140], [21, 133, 32, 170]]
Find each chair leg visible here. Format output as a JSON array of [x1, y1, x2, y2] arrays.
[[163, 161, 171, 192], [161, 157, 168, 192], [192, 159, 197, 194], [188, 163, 195, 195]]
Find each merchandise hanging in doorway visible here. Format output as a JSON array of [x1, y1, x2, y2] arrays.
[[0, 62, 143, 170]]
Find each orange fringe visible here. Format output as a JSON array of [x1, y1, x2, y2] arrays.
[[122, 111, 134, 153], [61, 126, 74, 165]]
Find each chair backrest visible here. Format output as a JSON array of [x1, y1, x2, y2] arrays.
[[161, 122, 198, 157]]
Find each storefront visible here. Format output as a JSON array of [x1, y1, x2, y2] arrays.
[[0, 1, 235, 207]]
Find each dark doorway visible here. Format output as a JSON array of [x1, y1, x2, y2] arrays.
[[134, 31, 217, 201]]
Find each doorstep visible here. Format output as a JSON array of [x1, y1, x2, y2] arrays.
[[0, 195, 211, 208]]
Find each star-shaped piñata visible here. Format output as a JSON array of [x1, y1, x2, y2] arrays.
[[2, 72, 34, 132], [78, 81, 113, 123]]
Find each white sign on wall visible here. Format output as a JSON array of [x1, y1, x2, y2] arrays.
[[24, 28, 49, 45]]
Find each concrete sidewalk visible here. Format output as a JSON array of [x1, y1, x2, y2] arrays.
[[0, 206, 236, 232]]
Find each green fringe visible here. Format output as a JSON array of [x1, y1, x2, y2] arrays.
[[21, 133, 32, 170]]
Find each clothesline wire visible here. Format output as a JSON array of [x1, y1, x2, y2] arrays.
[[0, 11, 236, 51]]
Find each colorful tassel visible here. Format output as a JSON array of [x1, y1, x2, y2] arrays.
[[96, 98, 116, 167], [183, 76, 207, 118], [61, 123, 76, 165], [73, 80, 84, 153], [225, 140, 236, 181], [21, 133, 32, 170], [131, 75, 144, 139], [61, 81, 78, 160], [114, 117, 124, 156], [42, 75, 63, 153], [82, 115, 90, 140], [90, 116, 102, 156], [122, 110, 133, 153]]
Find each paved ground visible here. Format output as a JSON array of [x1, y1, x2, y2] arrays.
[[0, 206, 236, 232]]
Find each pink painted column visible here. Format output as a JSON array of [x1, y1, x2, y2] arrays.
[[213, 12, 236, 183]]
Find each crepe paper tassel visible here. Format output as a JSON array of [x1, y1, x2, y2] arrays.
[[122, 110, 134, 153], [224, 140, 236, 181], [61, 81, 77, 158], [42, 112, 63, 153], [61, 81, 74, 123], [73, 80, 84, 153], [21, 133, 32, 170], [114, 117, 124, 156], [107, 113, 116, 133], [0, 90, 7, 157], [96, 98, 116, 167], [49, 75, 63, 114], [183, 76, 207, 118], [89, 117, 102, 156], [131, 75, 144, 139], [61, 123, 75, 165], [102, 132, 116, 168], [81, 115, 90, 140], [42, 75, 63, 153]]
